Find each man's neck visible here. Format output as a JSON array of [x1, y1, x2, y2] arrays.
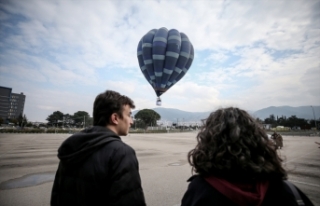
[[106, 125, 118, 135]]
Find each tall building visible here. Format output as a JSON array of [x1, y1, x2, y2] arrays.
[[0, 86, 26, 120], [0, 86, 11, 120]]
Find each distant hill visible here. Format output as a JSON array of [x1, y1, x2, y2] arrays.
[[132, 106, 320, 123], [252, 106, 320, 120], [132, 107, 211, 123]]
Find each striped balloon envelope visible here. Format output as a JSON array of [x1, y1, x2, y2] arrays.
[[137, 27, 194, 106]]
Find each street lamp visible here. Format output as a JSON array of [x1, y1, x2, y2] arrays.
[[182, 118, 185, 131], [150, 112, 156, 130], [133, 108, 140, 130], [310, 106, 317, 130]]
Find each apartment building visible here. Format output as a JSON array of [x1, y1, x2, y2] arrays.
[[0, 86, 26, 120]]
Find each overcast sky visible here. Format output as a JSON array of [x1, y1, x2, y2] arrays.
[[1, 0, 319, 122]]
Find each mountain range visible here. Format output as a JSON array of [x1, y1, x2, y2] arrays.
[[132, 106, 320, 123]]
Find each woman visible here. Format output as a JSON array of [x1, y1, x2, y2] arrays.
[[271, 132, 283, 149], [181, 107, 313, 206]]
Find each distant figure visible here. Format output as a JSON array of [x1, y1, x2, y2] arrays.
[[51, 90, 146, 206], [181, 107, 314, 206], [272, 132, 283, 149]]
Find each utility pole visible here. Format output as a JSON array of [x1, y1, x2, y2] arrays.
[[83, 116, 85, 128], [134, 116, 136, 130], [183, 118, 184, 131], [151, 113, 154, 130], [311, 106, 317, 130]]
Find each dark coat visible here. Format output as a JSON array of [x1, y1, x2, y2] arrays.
[[51, 126, 146, 206], [275, 134, 283, 148], [271, 133, 283, 148], [181, 175, 314, 206]]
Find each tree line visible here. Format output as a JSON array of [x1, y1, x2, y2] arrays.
[[44, 109, 161, 129], [0, 111, 93, 128], [257, 114, 319, 130], [0, 113, 28, 127], [1, 109, 318, 131], [46, 111, 92, 128], [133, 109, 161, 129]]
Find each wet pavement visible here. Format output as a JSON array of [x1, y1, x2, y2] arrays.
[[0, 172, 55, 190]]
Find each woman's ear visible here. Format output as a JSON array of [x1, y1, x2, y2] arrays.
[[110, 113, 119, 125]]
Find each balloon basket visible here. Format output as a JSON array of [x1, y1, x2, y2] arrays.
[[156, 97, 162, 106]]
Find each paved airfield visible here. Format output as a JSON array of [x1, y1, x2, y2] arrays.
[[0, 132, 319, 206]]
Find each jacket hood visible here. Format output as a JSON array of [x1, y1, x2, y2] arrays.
[[205, 175, 269, 206], [57, 126, 120, 164]]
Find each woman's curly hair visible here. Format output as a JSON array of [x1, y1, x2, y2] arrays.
[[188, 107, 287, 181]]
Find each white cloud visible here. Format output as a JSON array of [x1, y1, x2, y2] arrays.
[[138, 81, 232, 113], [38, 105, 60, 111], [206, 51, 228, 63], [0, 0, 319, 121]]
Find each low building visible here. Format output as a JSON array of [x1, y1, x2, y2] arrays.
[[262, 124, 272, 130]]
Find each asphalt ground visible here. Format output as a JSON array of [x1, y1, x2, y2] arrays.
[[0, 132, 319, 206]]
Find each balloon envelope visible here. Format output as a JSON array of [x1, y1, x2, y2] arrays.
[[137, 27, 194, 98]]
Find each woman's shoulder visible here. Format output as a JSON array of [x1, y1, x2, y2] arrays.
[[264, 180, 314, 206], [182, 175, 238, 206], [187, 175, 208, 187], [186, 175, 217, 192], [185, 176, 314, 206]]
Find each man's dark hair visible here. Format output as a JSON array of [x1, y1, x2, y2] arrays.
[[93, 90, 135, 126], [188, 107, 287, 181]]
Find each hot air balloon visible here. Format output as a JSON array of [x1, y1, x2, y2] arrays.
[[137, 27, 194, 106]]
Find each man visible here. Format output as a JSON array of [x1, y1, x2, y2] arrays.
[[271, 132, 283, 149], [51, 90, 146, 206], [275, 133, 283, 149]]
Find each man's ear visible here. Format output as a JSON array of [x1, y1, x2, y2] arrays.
[[110, 113, 119, 125]]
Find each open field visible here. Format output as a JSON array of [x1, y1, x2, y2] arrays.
[[0, 133, 319, 206]]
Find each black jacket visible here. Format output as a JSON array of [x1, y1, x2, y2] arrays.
[[51, 126, 146, 206], [181, 175, 314, 206]]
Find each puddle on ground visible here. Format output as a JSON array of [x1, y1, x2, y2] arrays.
[[0, 172, 55, 190], [168, 159, 188, 167], [168, 162, 182, 166]]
